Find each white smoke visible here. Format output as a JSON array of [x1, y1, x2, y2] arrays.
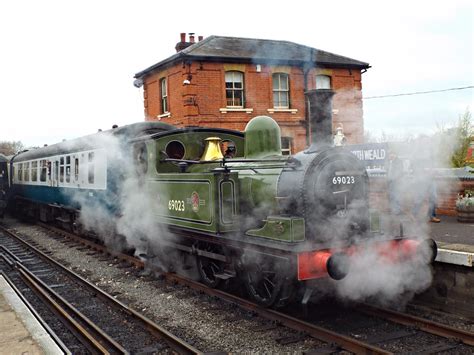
[[334, 236, 434, 307], [67, 131, 170, 266], [332, 131, 461, 306]]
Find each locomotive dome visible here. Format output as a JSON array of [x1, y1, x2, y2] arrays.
[[244, 115, 282, 158]]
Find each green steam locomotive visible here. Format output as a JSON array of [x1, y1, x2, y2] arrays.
[[9, 89, 436, 307]]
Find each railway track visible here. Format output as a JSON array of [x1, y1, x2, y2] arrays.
[[2, 221, 473, 354], [0, 225, 201, 354]]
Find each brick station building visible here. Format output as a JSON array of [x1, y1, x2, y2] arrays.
[[134, 33, 370, 153]]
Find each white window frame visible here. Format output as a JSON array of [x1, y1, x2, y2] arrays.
[[225, 71, 244, 108], [160, 78, 168, 114], [12, 148, 106, 190], [272, 73, 290, 108]]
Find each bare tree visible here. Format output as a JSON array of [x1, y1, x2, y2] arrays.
[[0, 141, 25, 156]]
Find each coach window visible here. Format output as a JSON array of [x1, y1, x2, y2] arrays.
[[54, 161, 59, 182], [316, 75, 331, 89], [47, 161, 52, 181], [18, 163, 23, 182], [24, 162, 30, 181], [31, 161, 38, 181], [40, 160, 47, 182], [160, 78, 168, 114], [88, 152, 95, 184], [272, 73, 289, 108], [65, 156, 71, 183], [225, 71, 244, 107], [74, 158, 79, 181], [60, 157, 64, 183]]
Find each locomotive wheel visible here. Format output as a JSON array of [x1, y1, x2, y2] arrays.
[[196, 243, 223, 288], [244, 262, 283, 307]]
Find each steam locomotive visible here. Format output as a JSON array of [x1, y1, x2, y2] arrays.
[[4, 90, 437, 306]]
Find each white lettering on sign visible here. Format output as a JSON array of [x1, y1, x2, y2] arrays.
[[351, 149, 386, 161], [332, 176, 355, 185]]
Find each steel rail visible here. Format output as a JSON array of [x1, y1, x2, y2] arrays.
[[0, 237, 126, 354], [18, 265, 125, 355], [30, 222, 474, 353], [0, 270, 72, 355], [37, 222, 142, 266], [162, 272, 391, 354], [359, 304, 474, 347], [0, 225, 202, 355], [30, 223, 390, 353]]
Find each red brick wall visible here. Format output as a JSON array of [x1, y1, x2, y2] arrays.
[[437, 180, 474, 216], [369, 177, 474, 216], [141, 62, 365, 153]]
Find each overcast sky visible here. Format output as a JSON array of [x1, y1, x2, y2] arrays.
[[1, 0, 472, 148]]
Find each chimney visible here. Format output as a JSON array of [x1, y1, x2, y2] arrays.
[[305, 89, 335, 151], [198, 35, 204, 41], [175, 32, 196, 52]]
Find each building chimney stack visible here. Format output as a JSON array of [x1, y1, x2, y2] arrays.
[[175, 32, 194, 52], [198, 35, 204, 41]]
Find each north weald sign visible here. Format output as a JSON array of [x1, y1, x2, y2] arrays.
[[347, 143, 388, 170]]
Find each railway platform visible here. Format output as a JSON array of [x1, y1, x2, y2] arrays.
[[382, 213, 473, 267], [411, 215, 474, 319], [430, 215, 473, 267], [0, 275, 64, 355]]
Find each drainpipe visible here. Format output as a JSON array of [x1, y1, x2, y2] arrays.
[[303, 67, 310, 146]]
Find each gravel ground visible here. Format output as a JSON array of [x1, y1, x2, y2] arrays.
[[3, 217, 473, 354], [2, 217, 324, 353], [406, 303, 474, 332]]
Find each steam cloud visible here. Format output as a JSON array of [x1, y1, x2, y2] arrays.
[[331, 132, 461, 307], [68, 132, 169, 266]]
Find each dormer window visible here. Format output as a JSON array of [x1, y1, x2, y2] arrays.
[[225, 71, 244, 107]]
